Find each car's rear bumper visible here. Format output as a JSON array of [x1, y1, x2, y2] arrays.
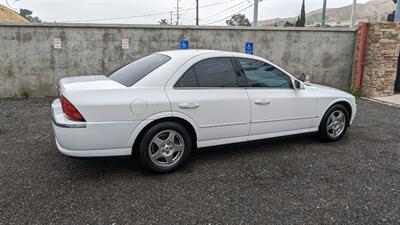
[[54, 138, 131, 157], [52, 98, 138, 157]]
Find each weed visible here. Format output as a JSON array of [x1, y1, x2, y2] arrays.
[[20, 90, 29, 98]]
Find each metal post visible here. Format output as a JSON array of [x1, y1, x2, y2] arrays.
[[354, 22, 368, 91], [253, 0, 258, 26], [322, 0, 327, 27], [350, 0, 356, 29], [395, 0, 400, 22], [196, 0, 199, 25], [170, 11, 173, 25]]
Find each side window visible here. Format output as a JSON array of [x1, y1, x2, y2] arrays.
[[175, 67, 198, 87], [237, 58, 292, 88], [108, 54, 170, 87], [175, 57, 239, 88]]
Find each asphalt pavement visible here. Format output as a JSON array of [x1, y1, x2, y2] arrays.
[[0, 97, 399, 225]]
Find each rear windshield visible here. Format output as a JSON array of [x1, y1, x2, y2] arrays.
[[108, 54, 171, 87]]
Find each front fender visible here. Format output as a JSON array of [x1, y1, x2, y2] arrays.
[[316, 98, 356, 127]]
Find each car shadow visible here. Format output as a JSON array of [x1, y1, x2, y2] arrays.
[[60, 133, 321, 177], [194, 133, 318, 159]]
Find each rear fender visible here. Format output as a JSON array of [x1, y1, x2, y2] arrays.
[[127, 111, 200, 147]]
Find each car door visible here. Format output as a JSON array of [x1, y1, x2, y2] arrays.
[[165, 55, 251, 147], [235, 57, 318, 139]]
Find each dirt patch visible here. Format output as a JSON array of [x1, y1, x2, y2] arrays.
[[0, 4, 28, 23]]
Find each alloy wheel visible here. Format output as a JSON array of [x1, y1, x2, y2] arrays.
[[326, 110, 346, 139], [148, 130, 185, 167]]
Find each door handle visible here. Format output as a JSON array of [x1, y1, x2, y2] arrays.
[[254, 99, 271, 105], [178, 102, 199, 109]]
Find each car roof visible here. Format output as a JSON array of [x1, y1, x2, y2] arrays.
[[135, 49, 295, 88], [158, 49, 260, 60], [158, 49, 220, 58]]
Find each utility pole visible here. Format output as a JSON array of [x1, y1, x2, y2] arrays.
[[176, 0, 180, 25], [170, 11, 173, 25], [196, 0, 199, 25], [253, 0, 258, 26], [350, 0, 357, 29], [395, 0, 400, 22], [174, 0, 181, 25], [321, 0, 327, 27]]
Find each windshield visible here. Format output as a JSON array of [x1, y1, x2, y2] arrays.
[[108, 53, 171, 87]]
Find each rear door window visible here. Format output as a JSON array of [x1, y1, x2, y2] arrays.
[[175, 57, 239, 88], [108, 54, 170, 87]]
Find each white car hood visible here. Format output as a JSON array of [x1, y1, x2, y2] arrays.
[[306, 83, 353, 98]]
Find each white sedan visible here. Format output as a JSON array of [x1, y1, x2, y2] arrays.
[[52, 49, 356, 173]]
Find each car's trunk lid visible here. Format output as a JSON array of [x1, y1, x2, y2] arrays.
[[60, 75, 109, 84], [59, 75, 125, 95]]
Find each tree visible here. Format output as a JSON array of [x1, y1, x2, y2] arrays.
[[158, 19, 169, 25], [295, 0, 305, 27], [284, 21, 295, 27], [226, 14, 251, 26], [19, 9, 41, 22]]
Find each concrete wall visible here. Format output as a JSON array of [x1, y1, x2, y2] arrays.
[[0, 23, 357, 97]]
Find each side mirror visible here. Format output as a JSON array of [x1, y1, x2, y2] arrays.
[[298, 73, 306, 82], [294, 79, 305, 90]]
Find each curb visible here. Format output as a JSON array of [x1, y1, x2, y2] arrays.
[[361, 97, 400, 108]]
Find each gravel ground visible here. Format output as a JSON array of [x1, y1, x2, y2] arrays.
[[0, 97, 399, 225]]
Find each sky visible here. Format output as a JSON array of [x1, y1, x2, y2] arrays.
[[2, 0, 372, 25]]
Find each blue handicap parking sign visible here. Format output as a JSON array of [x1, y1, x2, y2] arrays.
[[179, 39, 190, 49], [245, 42, 253, 55]]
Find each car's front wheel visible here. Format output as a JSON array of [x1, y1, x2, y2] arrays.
[[318, 104, 349, 142], [138, 122, 192, 173]]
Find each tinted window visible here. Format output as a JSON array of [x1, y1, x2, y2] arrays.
[[237, 58, 292, 88], [108, 54, 170, 87], [175, 57, 238, 88], [175, 67, 198, 87]]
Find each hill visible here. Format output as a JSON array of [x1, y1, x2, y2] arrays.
[[259, 0, 395, 27], [0, 4, 29, 23]]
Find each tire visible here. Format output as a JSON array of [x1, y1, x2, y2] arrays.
[[138, 122, 193, 173], [318, 104, 349, 142]]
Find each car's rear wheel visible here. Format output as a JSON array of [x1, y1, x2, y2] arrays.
[[138, 122, 192, 173], [318, 104, 349, 142]]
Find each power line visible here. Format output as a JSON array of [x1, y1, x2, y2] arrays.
[[204, 3, 254, 25], [60, 11, 171, 23], [203, 3, 254, 25], [59, 0, 237, 23], [181, 0, 195, 21], [201, 0, 248, 22], [5, 0, 18, 11], [181, 0, 243, 14]]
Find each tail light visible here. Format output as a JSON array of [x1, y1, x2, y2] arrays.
[[60, 95, 85, 122]]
